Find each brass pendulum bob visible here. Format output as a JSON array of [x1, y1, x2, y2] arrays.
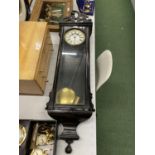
[[56, 87, 80, 105]]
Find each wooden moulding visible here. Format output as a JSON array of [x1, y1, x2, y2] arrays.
[[30, 0, 73, 31]]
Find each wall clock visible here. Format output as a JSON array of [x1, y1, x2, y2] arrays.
[[46, 11, 95, 153]]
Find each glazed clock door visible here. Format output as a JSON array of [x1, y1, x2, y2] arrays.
[[55, 28, 87, 106]]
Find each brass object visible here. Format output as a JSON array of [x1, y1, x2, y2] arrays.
[[36, 124, 55, 146], [30, 148, 47, 155], [83, 0, 92, 13], [56, 87, 80, 105], [85, 4, 91, 9], [30, 0, 73, 30], [36, 132, 54, 145], [19, 124, 27, 146], [36, 134, 48, 146], [84, 9, 90, 13], [74, 96, 80, 104], [42, 3, 64, 22]]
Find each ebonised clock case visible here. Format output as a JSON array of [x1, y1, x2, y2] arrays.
[[46, 11, 95, 153]]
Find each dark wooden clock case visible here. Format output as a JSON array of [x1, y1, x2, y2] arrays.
[[46, 11, 95, 153]]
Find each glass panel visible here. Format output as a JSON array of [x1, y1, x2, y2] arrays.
[[55, 39, 86, 105]]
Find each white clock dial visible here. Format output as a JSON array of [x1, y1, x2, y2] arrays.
[[64, 29, 85, 46]]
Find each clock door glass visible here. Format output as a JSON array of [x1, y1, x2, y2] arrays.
[[55, 28, 87, 105], [64, 29, 85, 46]]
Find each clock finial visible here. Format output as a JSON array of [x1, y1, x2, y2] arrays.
[[63, 10, 91, 23]]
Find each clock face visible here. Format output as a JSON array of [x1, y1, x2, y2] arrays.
[[64, 29, 85, 46]]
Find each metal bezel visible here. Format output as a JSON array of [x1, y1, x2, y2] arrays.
[[64, 28, 86, 46]]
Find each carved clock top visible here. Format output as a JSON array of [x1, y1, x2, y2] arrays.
[[62, 10, 92, 23]]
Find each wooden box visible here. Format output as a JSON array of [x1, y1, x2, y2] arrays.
[[30, 0, 73, 31], [19, 21, 53, 95]]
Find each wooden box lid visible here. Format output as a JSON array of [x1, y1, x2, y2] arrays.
[[19, 21, 48, 80]]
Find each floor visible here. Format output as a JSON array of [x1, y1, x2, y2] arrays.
[[95, 0, 135, 155]]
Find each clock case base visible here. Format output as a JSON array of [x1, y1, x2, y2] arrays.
[[47, 110, 93, 153]]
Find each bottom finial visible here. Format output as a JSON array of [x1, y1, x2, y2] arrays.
[[65, 140, 73, 153]]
